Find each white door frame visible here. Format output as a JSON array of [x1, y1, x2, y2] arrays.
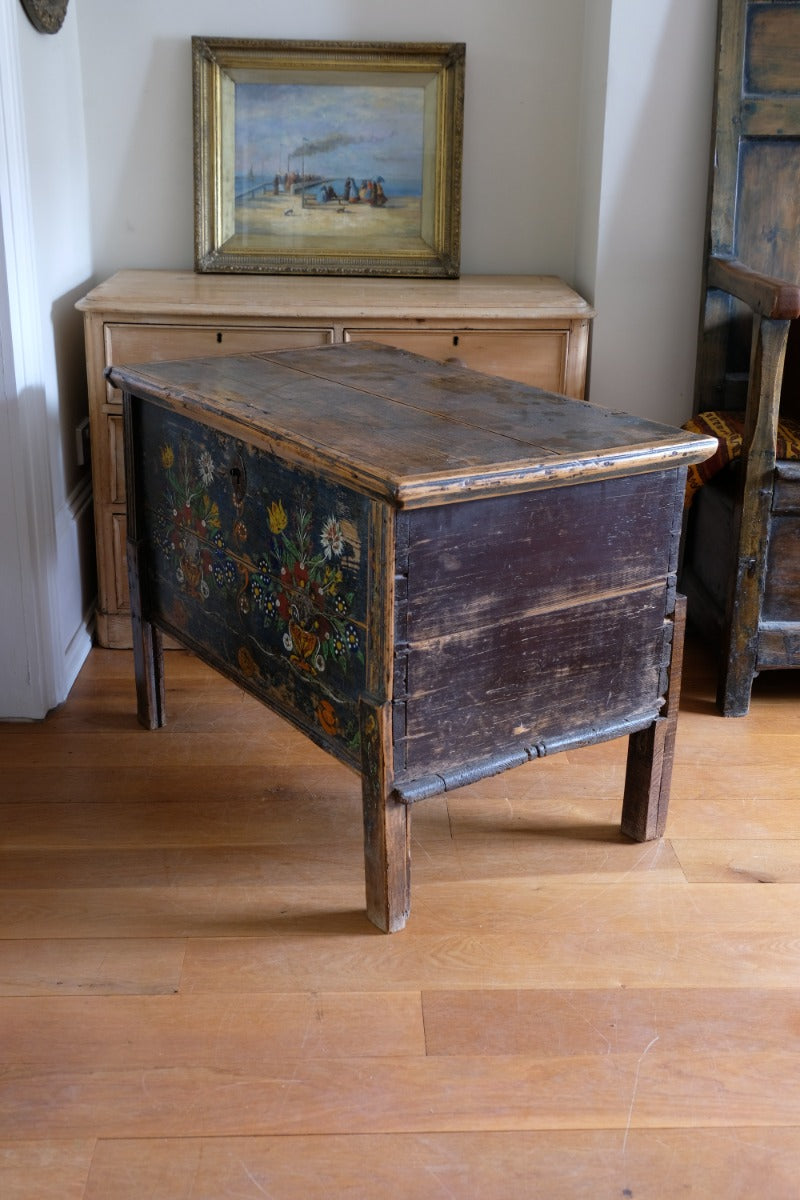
[[0, 0, 62, 719]]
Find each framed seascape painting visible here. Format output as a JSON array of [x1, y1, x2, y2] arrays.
[[192, 38, 465, 277]]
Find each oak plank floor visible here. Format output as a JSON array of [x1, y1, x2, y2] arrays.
[[1, 635, 800, 1197]]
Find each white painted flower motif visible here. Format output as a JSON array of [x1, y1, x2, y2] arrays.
[[320, 515, 345, 559], [198, 450, 215, 486]]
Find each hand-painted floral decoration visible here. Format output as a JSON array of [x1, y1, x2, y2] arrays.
[[146, 419, 368, 762], [156, 437, 363, 680]]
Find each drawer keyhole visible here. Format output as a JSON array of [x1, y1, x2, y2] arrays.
[[216, 332, 223, 343], [452, 335, 459, 347]]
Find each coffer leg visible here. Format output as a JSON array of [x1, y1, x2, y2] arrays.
[[360, 697, 410, 932], [127, 539, 166, 730], [621, 593, 687, 841]]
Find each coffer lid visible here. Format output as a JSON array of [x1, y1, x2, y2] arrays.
[[107, 341, 717, 508]]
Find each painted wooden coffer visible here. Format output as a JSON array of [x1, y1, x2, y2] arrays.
[[109, 342, 716, 932]]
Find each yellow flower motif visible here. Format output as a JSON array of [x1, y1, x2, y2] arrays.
[[160, 444, 174, 469], [206, 501, 221, 532], [267, 499, 288, 535]]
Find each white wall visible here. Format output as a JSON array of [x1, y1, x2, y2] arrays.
[[0, 0, 94, 719], [574, 0, 614, 318], [18, 1, 96, 663], [588, 0, 719, 426], [75, 0, 588, 280]]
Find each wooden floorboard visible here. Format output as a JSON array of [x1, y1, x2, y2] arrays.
[[1, 635, 800, 1196], [79, 1130, 800, 1200]]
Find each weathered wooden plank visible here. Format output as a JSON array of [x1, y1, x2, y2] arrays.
[[393, 716, 653, 805], [709, 0, 746, 257], [746, 4, 800, 96], [403, 471, 679, 642], [707, 255, 800, 319], [773, 463, 800, 509], [756, 623, 800, 668], [737, 142, 800, 281], [397, 585, 668, 780], [740, 96, 800, 136], [763, 514, 800, 620]]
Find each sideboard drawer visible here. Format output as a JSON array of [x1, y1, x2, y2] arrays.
[[344, 328, 571, 394], [108, 413, 125, 504], [104, 323, 333, 402], [106, 509, 129, 613]]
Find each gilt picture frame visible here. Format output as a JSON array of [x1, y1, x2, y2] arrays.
[[192, 37, 465, 277]]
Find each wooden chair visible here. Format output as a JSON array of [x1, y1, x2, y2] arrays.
[[681, 0, 800, 715]]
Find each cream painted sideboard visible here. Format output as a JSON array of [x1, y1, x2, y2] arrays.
[[77, 270, 594, 647]]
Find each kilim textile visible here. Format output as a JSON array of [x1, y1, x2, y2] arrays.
[[683, 410, 800, 505]]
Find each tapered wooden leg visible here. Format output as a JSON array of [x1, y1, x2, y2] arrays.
[[717, 317, 789, 717], [360, 697, 410, 933], [621, 594, 687, 841], [127, 539, 166, 730]]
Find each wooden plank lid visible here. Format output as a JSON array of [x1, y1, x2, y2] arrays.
[[108, 341, 717, 507]]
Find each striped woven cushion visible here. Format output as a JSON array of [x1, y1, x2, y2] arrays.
[[683, 410, 800, 505]]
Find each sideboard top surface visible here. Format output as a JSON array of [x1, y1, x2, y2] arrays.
[[108, 341, 716, 508], [76, 269, 595, 322]]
